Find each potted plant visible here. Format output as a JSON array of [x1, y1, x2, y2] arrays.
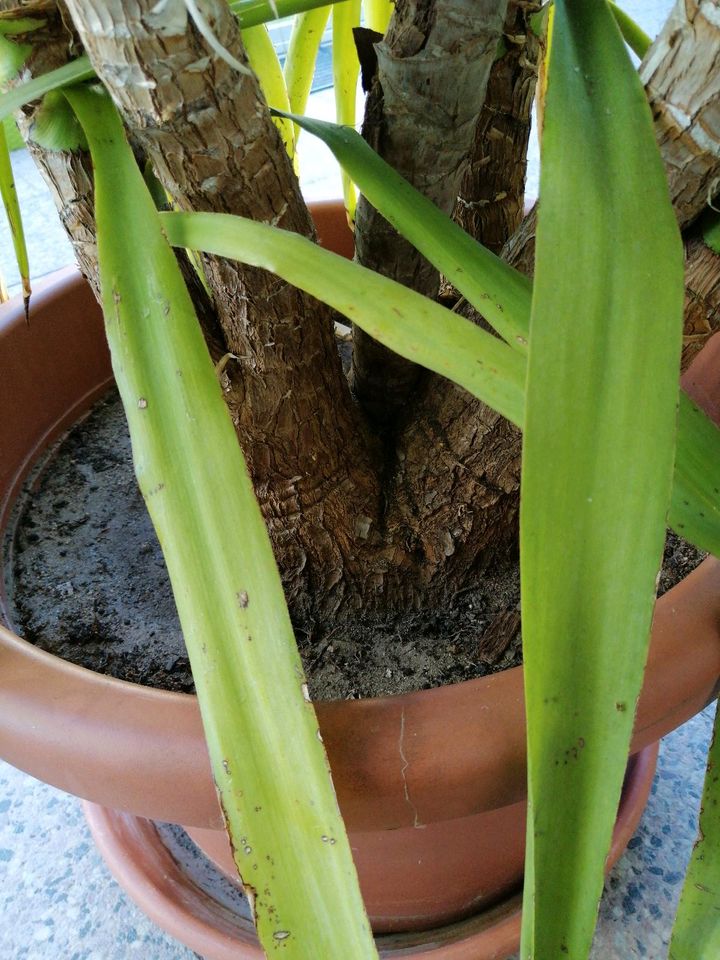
[[1, 1, 719, 959]]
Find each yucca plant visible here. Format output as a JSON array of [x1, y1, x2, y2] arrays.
[[1, 1, 720, 958]]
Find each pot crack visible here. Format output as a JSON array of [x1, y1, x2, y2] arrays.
[[399, 707, 423, 828]]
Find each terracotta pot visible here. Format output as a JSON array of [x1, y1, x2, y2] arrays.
[[1, 201, 719, 955]]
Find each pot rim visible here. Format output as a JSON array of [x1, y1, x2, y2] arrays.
[[1, 237, 719, 833]]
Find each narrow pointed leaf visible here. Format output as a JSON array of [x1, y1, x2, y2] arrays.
[[284, 5, 332, 143], [160, 203, 720, 560], [65, 85, 377, 960], [609, 2, 652, 59], [277, 111, 533, 349], [160, 209, 526, 425], [669, 707, 720, 959], [520, 5, 684, 960], [29, 89, 88, 151], [332, 0, 361, 220], [0, 119, 29, 309]]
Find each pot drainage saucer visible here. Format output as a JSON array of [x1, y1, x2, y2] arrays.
[[83, 803, 524, 959], [83, 741, 658, 959]]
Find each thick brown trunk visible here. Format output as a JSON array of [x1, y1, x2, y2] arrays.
[[36, 0, 382, 617], [454, 0, 541, 254], [0, 4, 99, 291], [351, 0, 508, 423], [380, 1, 541, 598], [393, 0, 720, 603], [6, 0, 720, 623]]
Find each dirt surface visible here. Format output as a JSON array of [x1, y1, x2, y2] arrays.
[[2, 391, 706, 699]]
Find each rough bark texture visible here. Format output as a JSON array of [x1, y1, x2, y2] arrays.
[[58, 0, 384, 617], [682, 235, 720, 369], [505, 0, 720, 275], [0, 3, 100, 291], [379, 1, 542, 591], [642, 0, 720, 228], [6, 0, 720, 621], [391, 0, 720, 598], [454, 0, 541, 253], [351, 0, 508, 422]]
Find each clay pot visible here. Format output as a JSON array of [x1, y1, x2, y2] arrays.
[[1, 202, 719, 958]]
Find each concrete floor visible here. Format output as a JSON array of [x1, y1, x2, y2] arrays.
[[3, 2, 706, 958]]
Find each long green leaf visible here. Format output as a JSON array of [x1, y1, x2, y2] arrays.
[[519, 2, 684, 959], [159, 205, 720, 566], [66, 85, 377, 960], [332, 0, 361, 220], [160, 209, 526, 425], [669, 708, 720, 959], [0, 119, 29, 309], [284, 5, 332, 144], [277, 111, 533, 350]]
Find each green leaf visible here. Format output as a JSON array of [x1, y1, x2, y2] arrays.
[[0, 33, 31, 85], [0, 56, 94, 123], [0, 119, 29, 310], [160, 209, 527, 426], [283, 117, 720, 562], [519, 3, 684, 959], [160, 202, 720, 564], [332, 0, 361, 221], [29, 88, 88, 151], [229, 0, 347, 28], [363, 0, 392, 34], [275, 111, 533, 350], [65, 84, 377, 960], [609, 2, 652, 59], [284, 5, 332, 144], [671, 393, 720, 557], [701, 208, 720, 255], [1, 115, 24, 152], [669, 708, 720, 959]]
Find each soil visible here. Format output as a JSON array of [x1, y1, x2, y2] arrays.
[[2, 391, 706, 700]]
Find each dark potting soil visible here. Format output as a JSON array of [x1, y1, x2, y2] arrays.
[[3, 391, 705, 699]]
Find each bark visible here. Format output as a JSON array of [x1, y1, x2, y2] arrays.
[[351, 0, 508, 423], [7, 0, 720, 620], [641, 0, 720, 229], [454, 0, 541, 254], [392, 0, 720, 600], [504, 0, 720, 275], [0, 3, 99, 290], [381, 1, 541, 595], [58, 0, 383, 616], [682, 235, 720, 370]]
